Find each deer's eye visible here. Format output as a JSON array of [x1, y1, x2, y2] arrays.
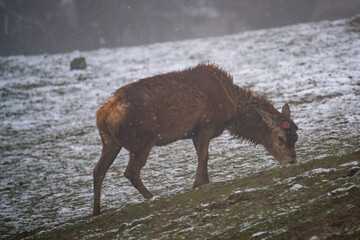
[[278, 137, 285, 143]]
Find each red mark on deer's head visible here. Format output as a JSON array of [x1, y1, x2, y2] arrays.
[[282, 122, 290, 129]]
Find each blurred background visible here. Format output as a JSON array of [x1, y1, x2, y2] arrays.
[[1, 0, 359, 56]]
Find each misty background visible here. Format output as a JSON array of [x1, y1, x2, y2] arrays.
[[1, 0, 360, 56]]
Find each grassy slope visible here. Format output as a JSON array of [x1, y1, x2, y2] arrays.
[[14, 151, 360, 240]]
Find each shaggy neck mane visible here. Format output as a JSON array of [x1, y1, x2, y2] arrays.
[[227, 86, 277, 145]]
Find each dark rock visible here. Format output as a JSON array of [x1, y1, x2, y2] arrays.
[[70, 57, 87, 70]]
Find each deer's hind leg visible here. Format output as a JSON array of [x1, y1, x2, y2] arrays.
[[93, 133, 121, 216], [124, 147, 153, 199]]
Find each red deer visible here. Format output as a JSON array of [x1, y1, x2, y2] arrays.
[[93, 64, 298, 216]]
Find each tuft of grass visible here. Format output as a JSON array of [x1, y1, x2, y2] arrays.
[[11, 151, 360, 239]]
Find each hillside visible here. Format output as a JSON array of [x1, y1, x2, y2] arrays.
[[17, 152, 360, 239], [1, 17, 359, 239]]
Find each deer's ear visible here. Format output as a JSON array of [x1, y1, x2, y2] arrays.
[[256, 109, 275, 127], [282, 103, 291, 118]]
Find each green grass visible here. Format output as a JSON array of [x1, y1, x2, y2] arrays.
[[11, 151, 360, 239]]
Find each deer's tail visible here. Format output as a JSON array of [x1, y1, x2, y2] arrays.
[[96, 97, 126, 143]]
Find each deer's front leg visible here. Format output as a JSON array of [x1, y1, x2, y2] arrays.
[[192, 127, 213, 188]]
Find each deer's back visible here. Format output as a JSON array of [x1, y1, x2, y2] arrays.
[[106, 64, 237, 149]]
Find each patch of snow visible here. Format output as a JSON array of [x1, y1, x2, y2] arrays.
[[340, 161, 359, 167], [277, 176, 296, 185], [178, 226, 195, 233], [58, 207, 71, 215], [233, 187, 267, 194], [204, 213, 219, 218], [290, 184, 306, 191], [252, 231, 266, 237], [304, 168, 337, 176], [199, 203, 209, 208], [233, 188, 257, 194], [328, 185, 357, 196]]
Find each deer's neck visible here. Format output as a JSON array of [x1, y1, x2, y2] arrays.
[[227, 87, 273, 145]]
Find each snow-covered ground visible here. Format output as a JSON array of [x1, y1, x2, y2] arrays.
[[0, 18, 359, 237]]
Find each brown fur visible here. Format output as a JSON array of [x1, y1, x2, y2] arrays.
[[92, 63, 298, 216]]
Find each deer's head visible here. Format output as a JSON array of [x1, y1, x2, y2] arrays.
[[257, 104, 298, 165]]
